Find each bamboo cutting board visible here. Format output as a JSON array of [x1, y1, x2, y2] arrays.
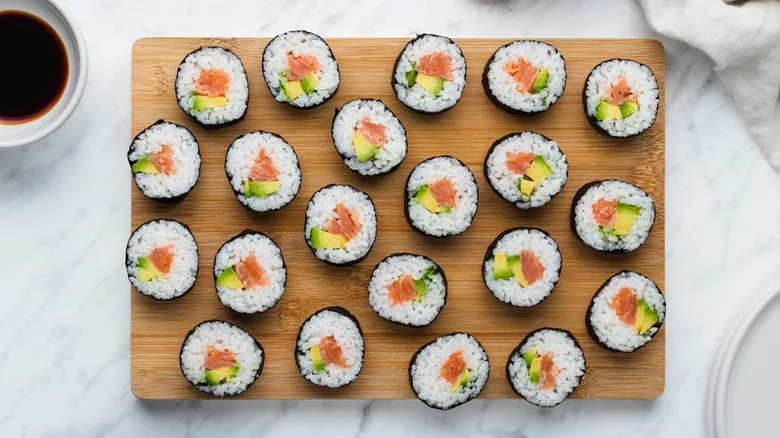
[[130, 37, 665, 400]]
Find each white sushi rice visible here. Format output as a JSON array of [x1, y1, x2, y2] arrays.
[[296, 309, 364, 388], [175, 47, 249, 126], [126, 219, 198, 300], [129, 121, 200, 199], [368, 254, 446, 327], [332, 99, 407, 175], [225, 131, 301, 212], [485, 132, 568, 209], [589, 271, 666, 352], [485, 40, 566, 113], [483, 228, 562, 307], [584, 59, 659, 137], [180, 321, 263, 397], [393, 35, 467, 113], [573, 180, 655, 252], [214, 232, 286, 314], [263, 31, 339, 108], [304, 185, 377, 265], [507, 329, 585, 407], [410, 333, 489, 410], [406, 156, 478, 237]]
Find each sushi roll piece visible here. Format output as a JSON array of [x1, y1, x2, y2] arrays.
[[213, 231, 286, 314], [262, 30, 340, 109], [483, 132, 568, 209], [225, 130, 302, 213], [179, 320, 264, 397], [405, 156, 478, 237], [571, 180, 656, 253], [586, 270, 666, 353], [303, 184, 377, 266], [331, 99, 408, 176], [392, 34, 467, 114], [483, 228, 562, 308], [128, 120, 201, 204], [409, 333, 489, 410], [583, 59, 659, 138], [126, 219, 198, 301], [506, 328, 586, 407], [368, 253, 447, 327], [175, 47, 249, 129], [482, 40, 566, 115], [295, 307, 364, 388]]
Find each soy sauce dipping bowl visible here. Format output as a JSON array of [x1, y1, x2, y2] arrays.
[[0, 0, 87, 148]]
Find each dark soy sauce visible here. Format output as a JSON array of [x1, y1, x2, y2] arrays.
[[0, 10, 69, 124]]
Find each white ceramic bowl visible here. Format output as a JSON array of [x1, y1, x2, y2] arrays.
[[0, 0, 87, 148]]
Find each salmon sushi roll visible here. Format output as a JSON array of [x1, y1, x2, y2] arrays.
[[304, 184, 377, 266], [125, 219, 198, 301], [483, 228, 562, 308], [175, 47, 249, 129], [295, 307, 365, 388], [586, 271, 666, 353], [482, 40, 566, 115], [506, 328, 586, 407], [583, 59, 659, 137], [368, 253, 447, 327], [331, 99, 408, 176], [128, 120, 201, 204], [180, 320, 264, 397], [484, 132, 568, 209], [409, 333, 489, 410], [225, 131, 302, 213], [392, 34, 467, 114], [262, 30, 340, 109], [405, 156, 478, 237], [213, 231, 286, 314], [571, 180, 656, 253]]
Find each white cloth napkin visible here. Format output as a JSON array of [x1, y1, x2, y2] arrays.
[[640, 0, 780, 168]]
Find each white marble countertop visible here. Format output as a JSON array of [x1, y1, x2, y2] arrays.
[[2, 0, 779, 436]]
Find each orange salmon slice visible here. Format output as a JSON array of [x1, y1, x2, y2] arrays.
[[439, 350, 467, 385], [539, 353, 559, 390], [387, 274, 417, 306], [592, 199, 618, 227], [506, 152, 536, 174], [148, 245, 174, 274], [234, 254, 268, 289], [149, 144, 177, 175], [326, 203, 361, 239], [504, 58, 540, 93], [611, 287, 638, 325], [319, 335, 349, 368], [606, 76, 637, 105], [417, 52, 454, 81], [204, 346, 236, 370], [357, 118, 387, 146], [193, 69, 231, 97], [428, 178, 457, 208], [248, 148, 280, 182], [286, 52, 322, 81], [520, 250, 545, 285]]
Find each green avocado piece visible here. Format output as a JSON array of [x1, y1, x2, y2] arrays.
[[131, 157, 159, 174], [216, 266, 244, 290], [517, 176, 537, 198], [620, 101, 639, 118], [310, 227, 347, 249], [281, 80, 305, 100], [525, 156, 553, 183], [635, 299, 660, 335], [137, 257, 164, 282], [613, 203, 641, 236], [311, 345, 326, 372], [192, 95, 228, 111], [414, 185, 450, 214], [523, 346, 538, 367], [532, 69, 549, 94], [492, 252, 514, 280], [414, 278, 427, 301], [353, 132, 379, 162], [449, 369, 470, 393], [205, 365, 240, 386], [244, 180, 281, 198], [301, 73, 320, 94], [529, 356, 542, 383], [595, 101, 622, 121], [415, 72, 445, 97], [508, 256, 529, 287], [406, 63, 418, 86]]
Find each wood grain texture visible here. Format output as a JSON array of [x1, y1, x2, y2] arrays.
[[130, 37, 665, 400]]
